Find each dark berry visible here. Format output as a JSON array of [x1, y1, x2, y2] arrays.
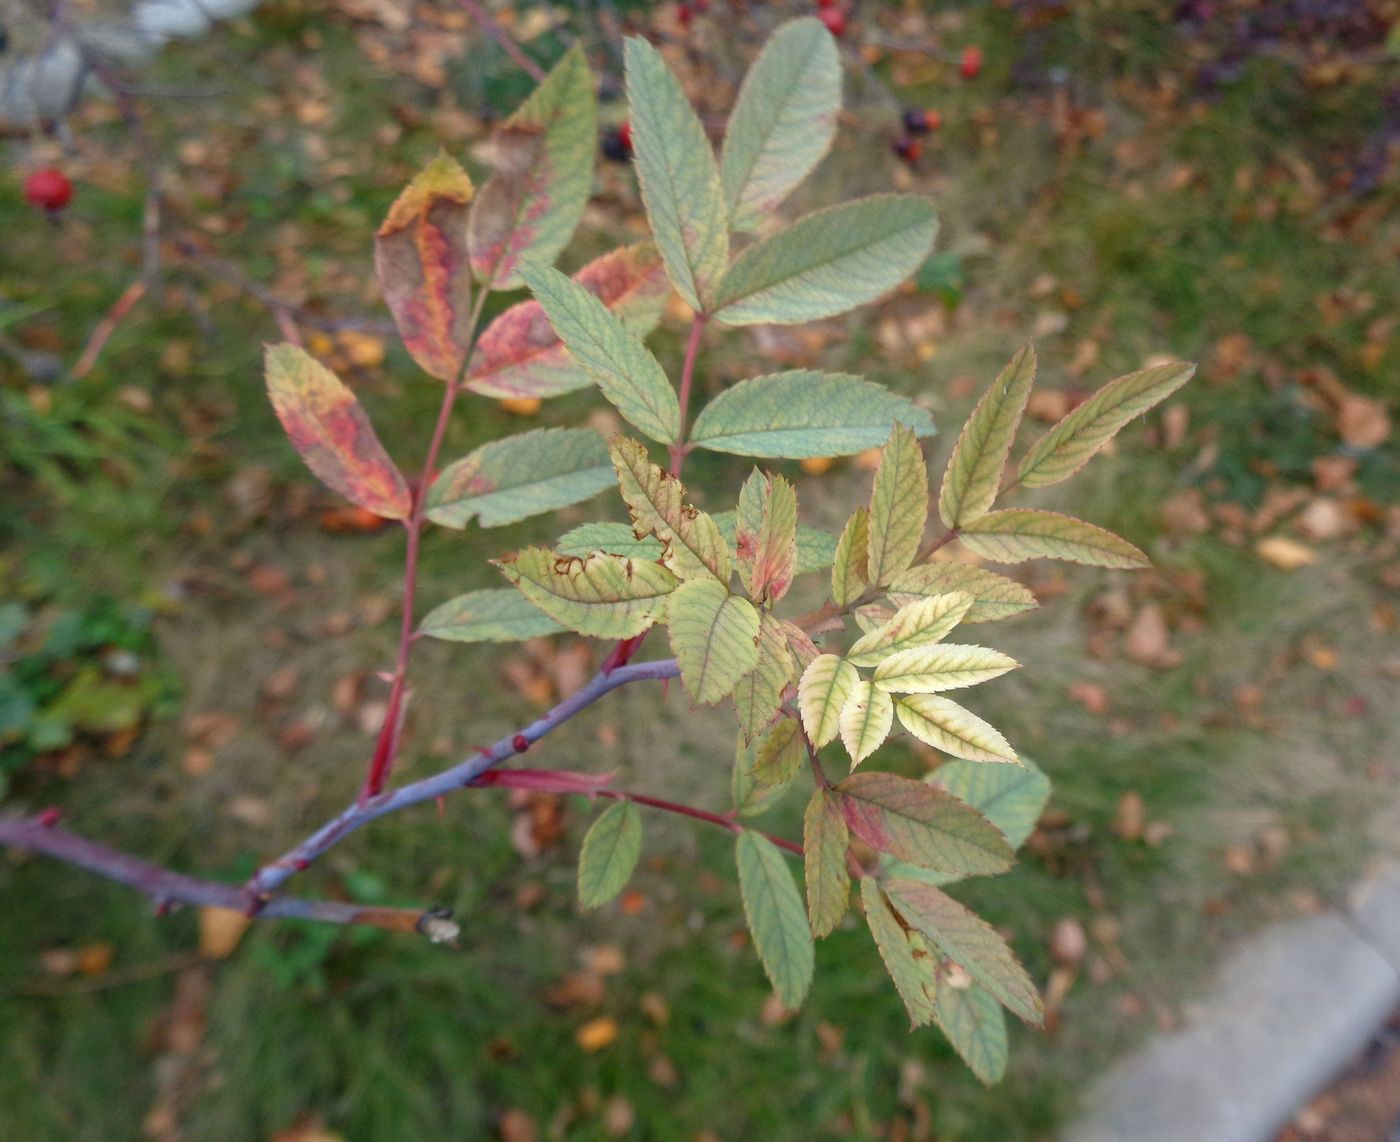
[[893, 136, 922, 164], [679, 3, 693, 26], [601, 123, 633, 162], [24, 168, 73, 212], [960, 45, 983, 79]]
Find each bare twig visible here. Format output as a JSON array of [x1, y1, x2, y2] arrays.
[[459, 0, 547, 83], [0, 817, 452, 936], [70, 279, 147, 378]]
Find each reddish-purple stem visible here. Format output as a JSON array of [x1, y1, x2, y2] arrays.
[[595, 790, 803, 856], [361, 375, 463, 801], [459, 0, 547, 82], [668, 313, 707, 476]]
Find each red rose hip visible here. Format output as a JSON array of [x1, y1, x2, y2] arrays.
[[24, 168, 73, 212]]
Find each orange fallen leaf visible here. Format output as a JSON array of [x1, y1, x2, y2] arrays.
[[199, 907, 252, 958], [575, 1016, 619, 1052]]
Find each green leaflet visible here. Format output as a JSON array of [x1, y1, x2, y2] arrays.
[[958, 509, 1149, 569], [556, 521, 665, 561], [733, 470, 798, 604], [836, 771, 1012, 876], [495, 548, 678, 638], [426, 428, 614, 528], [752, 716, 804, 787], [838, 679, 894, 767], [862, 877, 937, 1027], [577, 800, 643, 909], [872, 644, 1019, 695], [689, 372, 935, 459], [467, 44, 596, 290], [712, 511, 837, 578], [930, 756, 1050, 850], [720, 16, 841, 229], [1017, 362, 1196, 488], [625, 36, 729, 312], [867, 424, 929, 588], [804, 788, 850, 938], [938, 344, 1036, 528], [467, 243, 669, 400], [419, 588, 564, 643], [831, 508, 870, 607], [734, 729, 796, 818], [884, 562, 1038, 624], [609, 437, 731, 582], [883, 878, 1044, 1026], [736, 830, 814, 1009], [520, 263, 681, 445], [734, 613, 796, 743], [798, 654, 859, 750], [895, 695, 1019, 765], [935, 984, 1008, 1085], [667, 578, 762, 705], [712, 195, 939, 325], [846, 593, 974, 667]]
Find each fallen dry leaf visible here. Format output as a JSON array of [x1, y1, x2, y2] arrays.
[[1337, 394, 1390, 450], [575, 1016, 619, 1052], [1112, 791, 1145, 841], [198, 907, 252, 959], [1256, 536, 1316, 570]]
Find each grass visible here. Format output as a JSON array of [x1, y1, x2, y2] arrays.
[[1, 2, 1397, 1138]]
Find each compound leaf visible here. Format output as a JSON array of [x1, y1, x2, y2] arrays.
[[426, 428, 613, 528], [733, 470, 798, 604], [831, 507, 870, 606], [468, 44, 596, 290], [737, 830, 814, 1008], [935, 984, 1008, 1085], [467, 244, 669, 399], [712, 196, 938, 325], [577, 800, 643, 909], [838, 680, 894, 767], [938, 344, 1036, 528], [798, 654, 859, 750], [734, 613, 797, 742], [847, 593, 974, 667], [885, 562, 1037, 624], [521, 262, 681, 444], [867, 424, 929, 587], [374, 154, 476, 382], [958, 509, 1149, 569], [264, 344, 410, 520], [862, 877, 937, 1027], [895, 695, 1019, 765], [836, 772, 1012, 875], [667, 578, 761, 704], [721, 16, 841, 229], [690, 372, 935, 459], [420, 588, 564, 643], [556, 521, 665, 561], [929, 756, 1050, 850], [1017, 361, 1196, 488], [804, 789, 850, 938], [883, 879, 1043, 1026], [625, 36, 729, 311], [495, 548, 678, 638], [610, 437, 730, 581]]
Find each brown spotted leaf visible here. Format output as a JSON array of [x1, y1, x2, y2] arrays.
[[265, 344, 410, 519], [374, 154, 476, 382], [734, 469, 798, 605]]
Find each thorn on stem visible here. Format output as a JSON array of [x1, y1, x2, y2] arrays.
[[293, 858, 310, 871], [512, 734, 530, 754], [36, 807, 62, 828]]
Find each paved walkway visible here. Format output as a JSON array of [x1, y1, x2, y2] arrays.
[[1065, 864, 1400, 1142]]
